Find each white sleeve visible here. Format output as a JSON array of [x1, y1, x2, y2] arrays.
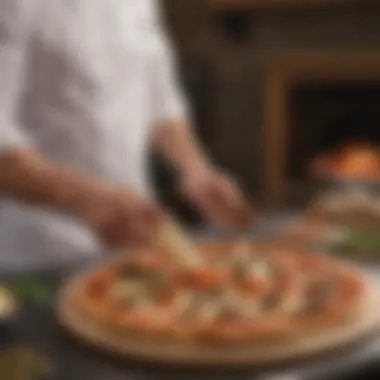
[[149, 1, 191, 126], [0, 0, 37, 153]]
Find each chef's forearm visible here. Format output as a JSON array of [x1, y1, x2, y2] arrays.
[[0, 148, 97, 213], [153, 121, 212, 175]]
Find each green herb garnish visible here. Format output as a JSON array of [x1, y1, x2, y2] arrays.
[[5, 277, 51, 305]]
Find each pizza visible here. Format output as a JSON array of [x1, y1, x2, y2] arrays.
[[274, 219, 349, 249], [273, 247, 365, 329], [308, 189, 380, 227], [274, 219, 380, 261], [73, 241, 366, 344]]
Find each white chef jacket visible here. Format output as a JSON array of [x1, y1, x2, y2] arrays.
[[0, 0, 189, 270]]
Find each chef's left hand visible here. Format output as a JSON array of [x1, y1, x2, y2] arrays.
[[180, 165, 254, 230]]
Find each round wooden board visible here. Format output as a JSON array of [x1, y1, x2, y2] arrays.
[[57, 273, 380, 367]]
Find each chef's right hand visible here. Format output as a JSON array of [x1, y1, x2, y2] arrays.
[[75, 184, 165, 248]]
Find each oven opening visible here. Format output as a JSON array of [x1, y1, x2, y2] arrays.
[[287, 83, 380, 185]]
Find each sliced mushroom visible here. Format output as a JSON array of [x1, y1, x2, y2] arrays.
[[301, 278, 337, 314], [109, 280, 143, 308], [261, 291, 283, 312]]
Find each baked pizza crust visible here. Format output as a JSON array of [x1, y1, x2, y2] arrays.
[[74, 242, 365, 344]]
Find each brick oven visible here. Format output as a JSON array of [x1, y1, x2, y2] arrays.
[[261, 50, 380, 206], [154, 0, 380, 222]]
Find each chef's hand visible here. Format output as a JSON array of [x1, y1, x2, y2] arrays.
[[75, 184, 165, 248], [180, 165, 254, 231]]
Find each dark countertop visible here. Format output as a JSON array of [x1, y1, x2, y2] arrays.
[[1, 213, 380, 380]]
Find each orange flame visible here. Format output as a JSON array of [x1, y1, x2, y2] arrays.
[[311, 143, 380, 180]]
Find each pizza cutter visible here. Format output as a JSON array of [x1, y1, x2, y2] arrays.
[[152, 203, 256, 269], [152, 218, 204, 269]]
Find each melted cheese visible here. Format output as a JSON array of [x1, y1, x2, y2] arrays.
[[240, 299, 261, 317], [278, 293, 300, 314], [247, 260, 272, 281], [108, 280, 146, 309], [133, 298, 154, 311], [174, 290, 195, 314], [110, 280, 142, 297], [197, 300, 223, 322], [326, 227, 350, 243], [301, 279, 337, 314]]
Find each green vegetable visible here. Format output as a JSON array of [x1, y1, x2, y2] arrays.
[[5, 277, 51, 304], [335, 227, 380, 257]]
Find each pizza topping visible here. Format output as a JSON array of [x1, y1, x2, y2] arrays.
[[205, 287, 225, 304], [184, 268, 226, 289], [308, 278, 337, 299], [247, 259, 274, 280], [301, 278, 338, 314], [178, 291, 222, 322], [179, 298, 202, 321], [182, 288, 234, 322], [146, 272, 173, 295], [131, 298, 156, 314], [109, 280, 144, 308], [118, 262, 152, 279], [211, 289, 253, 321], [239, 300, 261, 318], [81, 242, 365, 341], [87, 278, 107, 299], [174, 290, 196, 314], [230, 256, 276, 287], [197, 299, 224, 322], [261, 291, 283, 312], [217, 303, 241, 321], [231, 260, 249, 283], [326, 227, 350, 244]]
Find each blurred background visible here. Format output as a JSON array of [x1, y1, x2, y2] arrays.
[[152, 0, 380, 225]]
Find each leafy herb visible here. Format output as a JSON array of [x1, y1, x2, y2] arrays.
[[5, 277, 51, 304], [335, 228, 380, 257]]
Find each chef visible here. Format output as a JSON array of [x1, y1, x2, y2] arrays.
[[0, 0, 251, 269]]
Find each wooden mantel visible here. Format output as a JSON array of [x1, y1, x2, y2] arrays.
[[260, 50, 380, 80], [209, 0, 366, 11]]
